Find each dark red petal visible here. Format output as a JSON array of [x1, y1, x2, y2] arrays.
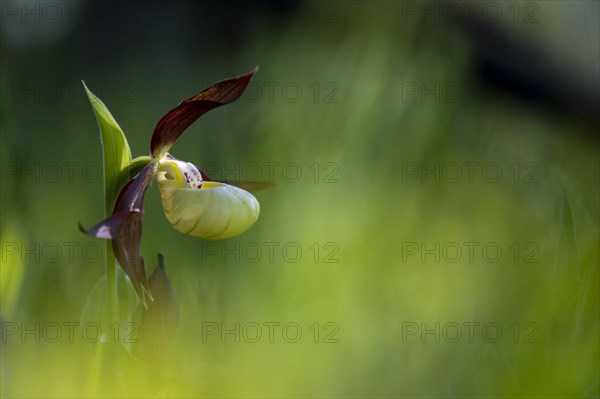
[[111, 162, 156, 306], [198, 167, 212, 182], [114, 162, 156, 212], [191, 160, 275, 191], [220, 180, 277, 192], [150, 68, 257, 158], [78, 210, 142, 239]]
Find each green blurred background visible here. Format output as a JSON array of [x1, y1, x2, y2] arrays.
[[1, 1, 598, 397]]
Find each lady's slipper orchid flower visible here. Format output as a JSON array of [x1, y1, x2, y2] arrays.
[[80, 68, 268, 306]]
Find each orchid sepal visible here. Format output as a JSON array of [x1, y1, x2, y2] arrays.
[[78, 210, 142, 240], [150, 67, 258, 159]]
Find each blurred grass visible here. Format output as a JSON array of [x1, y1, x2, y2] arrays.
[[1, 1, 599, 398]]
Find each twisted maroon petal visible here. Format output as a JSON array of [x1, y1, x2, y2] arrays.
[[112, 162, 155, 306], [150, 68, 257, 158], [79, 162, 156, 306], [78, 210, 142, 239], [189, 160, 275, 191]]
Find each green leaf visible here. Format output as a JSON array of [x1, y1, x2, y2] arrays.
[[83, 81, 133, 215]]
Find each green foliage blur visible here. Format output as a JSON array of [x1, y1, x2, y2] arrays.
[[1, 1, 598, 397]]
